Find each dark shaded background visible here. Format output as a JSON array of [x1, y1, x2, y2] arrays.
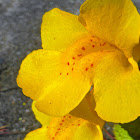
[[0, 0, 139, 140]]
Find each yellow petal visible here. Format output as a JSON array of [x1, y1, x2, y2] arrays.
[[41, 8, 88, 51], [33, 89, 104, 128], [70, 91, 104, 127], [60, 34, 117, 80], [73, 124, 102, 140], [17, 34, 129, 121], [35, 73, 91, 116], [27, 103, 103, 140], [34, 43, 115, 118], [17, 49, 62, 100], [17, 49, 91, 117], [93, 51, 140, 123], [28, 103, 103, 140], [79, 0, 140, 57], [133, 44, 140, 62], [25, 128, 49, 140], [25, 123, 103, 140], [32, 101, 51, 126], [48, 114, 103, 140]]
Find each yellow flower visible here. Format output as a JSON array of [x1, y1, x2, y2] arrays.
[[25, 101, 103, 140], [17, 0, 140, 123]]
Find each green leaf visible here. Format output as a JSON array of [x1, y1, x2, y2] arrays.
[[121, 117, 140, 140], [113, 124, 133, 140]]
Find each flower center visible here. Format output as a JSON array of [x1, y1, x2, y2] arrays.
[[59, 35, 116, 77]]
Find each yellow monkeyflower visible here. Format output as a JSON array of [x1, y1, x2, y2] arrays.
[[17, 0, 140, 123], [25, 101, 103, 140]]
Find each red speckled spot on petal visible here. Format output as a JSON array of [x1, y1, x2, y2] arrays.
[[91, 64, 93, 67], [77, 54, 82, 57], [82, 47, 85, 50]]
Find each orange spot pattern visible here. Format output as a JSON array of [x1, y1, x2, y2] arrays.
[[59, 35, 109, 77], [49, 115, 83, 140], [82, 47, 85, 50]]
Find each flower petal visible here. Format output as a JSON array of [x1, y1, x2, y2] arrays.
[[25, 119, 103, 140], [48, 115, 103, 140], [73, 124, 102, 140], [17, 49, 91, 116], [133, 44, 140, 62], [17, 49, 62, 100], [32, 101, 51, 126], [79, 0, 140, 57], [93, 51, 140, 123], [41, 8, 88, 51], [26, 103, 103, 140], [70, 91, 104, 127], [25, 128, 49, 140], [35, 73, 91, 116], [34, 41, 115, 117]]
